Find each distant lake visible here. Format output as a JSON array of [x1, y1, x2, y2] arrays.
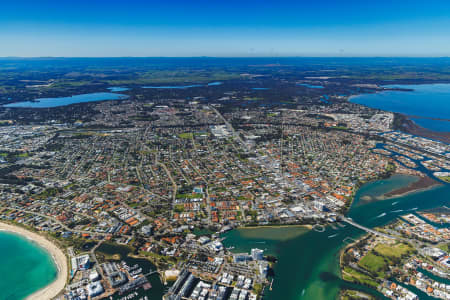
[[321, 95, 330, 104], [143, 82, 222, 89], [207, 81, 223, 86], [107, 87, 130, 92], [297, 83, 324, 89], [252, 87, 270, 90], [350, 84, 450, 132], [3, 92, 128, 108]]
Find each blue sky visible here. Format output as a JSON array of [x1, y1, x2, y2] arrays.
[[1, 0, 450, 57]]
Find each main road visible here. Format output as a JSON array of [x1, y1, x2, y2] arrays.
[[339, 215, 423, 247]]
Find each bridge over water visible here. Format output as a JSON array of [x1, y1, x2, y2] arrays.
[[339, 216, 405, 241]]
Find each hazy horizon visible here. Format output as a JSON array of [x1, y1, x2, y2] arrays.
[[1, 56, 450, 59], [1, 0, 450, 57]]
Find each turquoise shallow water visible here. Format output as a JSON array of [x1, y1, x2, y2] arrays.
[[0, 231, 57, 300], [350, 83, 450, 132], [355, 174, 419, 204]]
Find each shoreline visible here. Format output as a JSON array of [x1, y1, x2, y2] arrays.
[[348, 88, 450, 144], [358, 174, 442, 204], [397, 114, 450, 144], [382, 175, 442, 200], [238, 224, 313, 230], [0, 222, 68, 300]]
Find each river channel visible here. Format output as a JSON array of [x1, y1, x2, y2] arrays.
[[222, 175, 449, 300]]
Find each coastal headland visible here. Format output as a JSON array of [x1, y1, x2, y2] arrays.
[[0, 222, 68, 300]]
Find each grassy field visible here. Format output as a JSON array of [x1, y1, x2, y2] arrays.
[[106, 71, 241, 85], [178, 132, 193, 139], [342, 266, 379, 288], [358, 252, 388, 277], [243, 96, 264, 101], [437, 176, 450, 183], [374, 243, 414, 258], [358, 242, 414, 278], [438, 242, 450, 252], [176, 192, 203, 199]]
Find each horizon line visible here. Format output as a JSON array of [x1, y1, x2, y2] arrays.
[[1, 56, 450, 59]]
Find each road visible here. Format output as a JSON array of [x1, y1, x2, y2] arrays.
[[340, 216, 405, 241], [209, 106, 248, 151], [3, 205, 131, 238]]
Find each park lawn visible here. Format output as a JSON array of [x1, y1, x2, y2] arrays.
[[342, 266, 379, 288], [176, 193, 203, 199], [358, 252, 387, 278], [243, 97, 263, 101], [438, 176, 450, 183], [178, 132, 193, 139], [438, 242, 450, 253], [374, 243, 414, 259]]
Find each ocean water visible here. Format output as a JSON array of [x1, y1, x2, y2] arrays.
[[223, 175, 447, 300], [0, 231, 57, 300], [3, 92, 128, 108], [350, 84, 450, 132]]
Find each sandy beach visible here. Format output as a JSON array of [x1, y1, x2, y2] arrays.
[[0, 222, 68, 300]]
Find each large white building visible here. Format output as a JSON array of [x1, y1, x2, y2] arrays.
[[87, 281, 104, 297], [251, 248, 264, 261], [71, 254, 90, 271], [89, 269, 100, 282]]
